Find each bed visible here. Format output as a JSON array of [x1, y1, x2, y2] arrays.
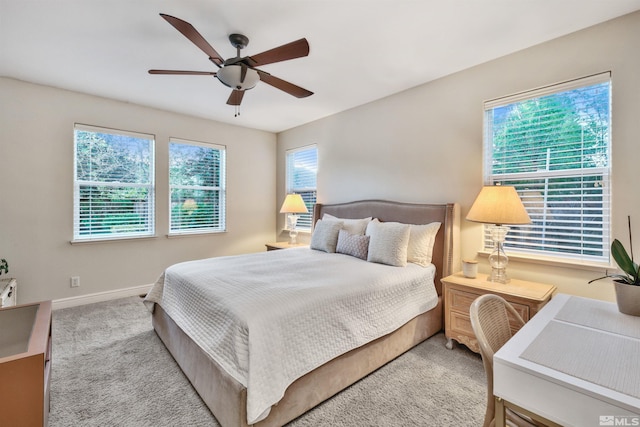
[[145, 199, 460, 427]]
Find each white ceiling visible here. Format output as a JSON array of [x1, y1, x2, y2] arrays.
[[2, 1, 640, 133]]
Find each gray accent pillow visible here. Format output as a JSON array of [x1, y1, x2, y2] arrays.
[[310, 219, 344, 253], [336, 229, 370, 260], [365, 220, 411, 267]]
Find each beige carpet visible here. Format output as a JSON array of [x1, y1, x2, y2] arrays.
[[50, 296, 486, 426]]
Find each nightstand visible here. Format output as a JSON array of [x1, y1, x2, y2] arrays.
[[265, 241, 308, 251], [441, 272, 556, 353]]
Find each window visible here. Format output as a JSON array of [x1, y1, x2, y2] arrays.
[[74, 124, 155, 241], [483, 73, 611, 264], [169, 139, 226, 234], [286, 145, 317, 230]]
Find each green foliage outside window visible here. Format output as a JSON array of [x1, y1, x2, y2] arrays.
[[169, 141, 225, 233], [74, 127, 154, 239], [486, 78, 611, 261], [491, 85, 609, 174]]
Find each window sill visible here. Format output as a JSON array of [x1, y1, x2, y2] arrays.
[[283, 228, 311, 234], [476, 250, 615, 273], [167, 230, 226, 238], [70, 235, 158, 245]]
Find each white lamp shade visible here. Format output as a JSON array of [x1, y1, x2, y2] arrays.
[[280, 194, 309, 214], [466, 186, 531, 225], [216, 65, 260, 90]]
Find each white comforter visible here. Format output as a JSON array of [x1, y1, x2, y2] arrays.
[[145, 248, 438, 424]]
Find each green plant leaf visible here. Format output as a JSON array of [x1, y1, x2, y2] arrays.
[[611, 239, 637, 279]]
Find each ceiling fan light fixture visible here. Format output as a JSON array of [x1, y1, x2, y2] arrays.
[[216, 65, 259, 91]]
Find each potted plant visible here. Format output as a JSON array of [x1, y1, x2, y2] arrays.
[[590, 216, 640, 316], [0, 259, 7, 277]]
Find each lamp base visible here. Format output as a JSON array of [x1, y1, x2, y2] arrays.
[[487, 225, 511, 284], [287, 214, 299, 245], [488, 267, 510, 284], [288, 230, 299, 245]]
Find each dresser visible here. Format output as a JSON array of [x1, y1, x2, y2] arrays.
[[441, 272, 556, 353], [0, 300, 52, 426]]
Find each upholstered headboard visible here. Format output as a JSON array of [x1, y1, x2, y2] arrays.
[[313, 200, 460, 295]]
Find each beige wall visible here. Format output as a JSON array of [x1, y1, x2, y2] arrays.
[[277, 11, 640, 302], [0, 78, 277, 304], [3, 12, 638, 305]]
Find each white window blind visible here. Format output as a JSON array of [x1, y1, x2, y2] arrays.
[[483, 73, 611, 263], [73, 124, 155, 241], [169, 139, 226, 234], [286, 145, 317, 230]]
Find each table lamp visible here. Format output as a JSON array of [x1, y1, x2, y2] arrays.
[[466, 185, 531, 283], [280, 194, 309, 245]]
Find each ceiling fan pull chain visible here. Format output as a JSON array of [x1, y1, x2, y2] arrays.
[[234, 105, 240, 117]]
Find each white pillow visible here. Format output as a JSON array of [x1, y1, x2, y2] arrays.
[[407, 222, 441, 267], [310, 219, 344, 253], [323, 213, 372, 235], [365, 219, 411, 267]]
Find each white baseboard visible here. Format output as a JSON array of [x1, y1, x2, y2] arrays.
[[52, 284, 153, 310]]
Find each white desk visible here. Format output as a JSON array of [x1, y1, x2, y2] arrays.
[[494, 293, 640, 427]]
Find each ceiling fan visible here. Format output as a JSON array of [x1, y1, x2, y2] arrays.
[[149, 13, 313, 115]]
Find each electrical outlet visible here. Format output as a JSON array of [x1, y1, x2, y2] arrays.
[[71, 276, 80, 288]]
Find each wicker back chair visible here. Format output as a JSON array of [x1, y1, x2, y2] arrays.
[[470, 294, 545, 427]]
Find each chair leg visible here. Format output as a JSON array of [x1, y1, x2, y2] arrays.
[[483, 392, 495, 427], [494, 396, 506, 427]]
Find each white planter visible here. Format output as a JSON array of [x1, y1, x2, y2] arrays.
[[614, 281, 640, 316]]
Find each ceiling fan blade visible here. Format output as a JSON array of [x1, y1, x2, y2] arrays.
[[227, 90, 245, 106], [149, 69, 216, 76], [160, 13, 224, 67], [256, 70, 313, 98], [240, 64, 247, 83], [245, 38, 309, 67]]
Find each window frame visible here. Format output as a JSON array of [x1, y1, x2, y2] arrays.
[[482, 72, 612, 267], [285, 144, 318, 231], [73, 124, 156, 242], [168, 138, 227, 236]]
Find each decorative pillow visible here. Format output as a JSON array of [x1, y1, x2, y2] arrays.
[[310, 219, 344, 253], [336, 229, 370, 260], [322, 213, 372, 235], [365, 220, 411, 267], [407, 222, 442, 267]]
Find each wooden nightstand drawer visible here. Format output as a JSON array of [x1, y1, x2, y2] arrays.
[[453, 307, 523, 333], [448, 310, 478, 351], [508, 301, 529, 322], [449, 288, 478, 312], [449, 310, 473, 335], [442, 272, 556, 353]]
